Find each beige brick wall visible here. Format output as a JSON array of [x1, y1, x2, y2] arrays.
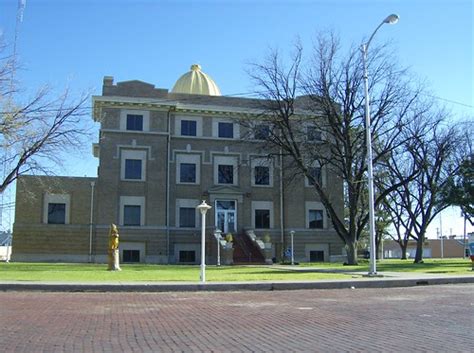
[[13, 175, 97, 261], [12, 78, 346, 263], [13, 224, 90, 255], [15, 175, 97, 225]]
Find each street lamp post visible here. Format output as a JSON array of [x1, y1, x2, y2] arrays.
[[362, 14, 399, 276], [214, 228, 222, 266], [196, 200, 212, 283], [290, 230, 295, 265], [89, 181, 95, 263]]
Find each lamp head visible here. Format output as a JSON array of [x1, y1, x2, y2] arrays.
[[196, 200, 212, 215], [384, 14, 399, 24]]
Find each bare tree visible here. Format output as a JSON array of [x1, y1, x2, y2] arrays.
[[0, 47, 90, 194], [244, 34, 423, 265], [384, 113, 463, 263], [383, 192, 413, 260], [378, 114, 428, 260], [441, 126, 474, 226], [374, 203, 392, 260]]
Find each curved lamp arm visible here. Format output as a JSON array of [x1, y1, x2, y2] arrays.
[[364, 14, 399, 53]]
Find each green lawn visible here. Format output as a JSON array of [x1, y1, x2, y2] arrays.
[[0, 258, 471, 282], [300, 258, 473, 274], [369, 258, 473, 274], [0, 263, 352, 282]]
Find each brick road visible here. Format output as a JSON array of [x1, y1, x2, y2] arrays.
[[0, 284, 472, 352]]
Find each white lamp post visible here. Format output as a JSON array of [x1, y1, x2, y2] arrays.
[[214, 228, 222, 266], [290, 230, 295, 265], [362, 14, 399, 276], [89, 181, 95, 263], [196, 200, 212, 283]]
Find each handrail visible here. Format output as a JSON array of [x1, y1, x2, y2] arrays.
[[244, 230, 266, 259]]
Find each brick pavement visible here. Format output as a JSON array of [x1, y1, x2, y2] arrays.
[[0, 284, 472, 352]]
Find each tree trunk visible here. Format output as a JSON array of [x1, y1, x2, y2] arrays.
[[345, 241, 358, 265], [400, 242, 408, 260], [414, 235, 424, 263], [375, 233, 383, 260]]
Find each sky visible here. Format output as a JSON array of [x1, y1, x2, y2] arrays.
[[0, 0, 472, 238]]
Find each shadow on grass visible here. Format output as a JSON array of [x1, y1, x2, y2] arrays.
[[226, 271, 356, 277], [221, 268, 358, 276], [376, 261, 471, 273]]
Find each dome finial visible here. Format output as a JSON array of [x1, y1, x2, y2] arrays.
[[191, 64, 201, 71]]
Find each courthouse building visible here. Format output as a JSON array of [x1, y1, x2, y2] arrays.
[[12, 65, 345, 264]]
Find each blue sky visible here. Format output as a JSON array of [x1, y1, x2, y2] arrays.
[[0, 0, 472, 237]]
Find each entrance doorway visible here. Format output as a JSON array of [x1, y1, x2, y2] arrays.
[[215, 200, 236, 234]]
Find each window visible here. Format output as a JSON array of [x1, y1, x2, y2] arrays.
[[176, 199, 199, 228], [121, 150, 146, 181], [310, 250, 325, 262], [124, 205, 141, 226], [120, 110, 149, 132], [251, 157, 273, 187], [123, 250, 140, 263], [308, 166, 322, 186], [180, 163, 196, 183], [179, 207, 196, 228], [254, 124, 270, 140], [216, 200, 236, 210], [213, 119, 239, 138], [176, 154, 200, 184], [305, 163, 325, 188], [48, 203, 66, 224], [181, 120, 197, 136], [305, 202, 325, 229], [120, 196, 145, 226], [254, 166, 270, 185], [307, 126, 322, 141], [179, 250, 196, 263], [251, 201, 273, 229], [175, 116, 202, 137], [43, 194, 70, 224], [255, 209, 270, 229], [214, 156, 238, 185], [309, 209, 324, 229], [126, 114, 143, 131], [218, 165, 234, 184], [218, 122, 234, 138], [125, 159, 142, 180]]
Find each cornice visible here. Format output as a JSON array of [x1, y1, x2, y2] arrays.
[[92, 95, 263, 120], [92, 95, 318, 121]]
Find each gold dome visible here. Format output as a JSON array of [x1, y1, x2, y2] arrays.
[[171, 64, 221, 96]]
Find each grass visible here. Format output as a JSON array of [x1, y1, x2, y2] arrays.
[[374, 258, 474, 274], [0, 263, 351, 282], [299, 258, 473, 274], [0, 258, 471, 283]]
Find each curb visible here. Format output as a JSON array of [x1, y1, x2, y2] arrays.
[[1, 276, 473, 292]]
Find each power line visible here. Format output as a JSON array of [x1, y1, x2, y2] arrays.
[[423, 94, 473, 109], [1, 83, 470, 114]]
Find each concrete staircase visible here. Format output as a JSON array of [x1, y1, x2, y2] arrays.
[[233, 232, 266, 264]]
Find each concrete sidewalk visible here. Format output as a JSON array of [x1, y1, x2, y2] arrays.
[[1, 271, 473, 292]]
